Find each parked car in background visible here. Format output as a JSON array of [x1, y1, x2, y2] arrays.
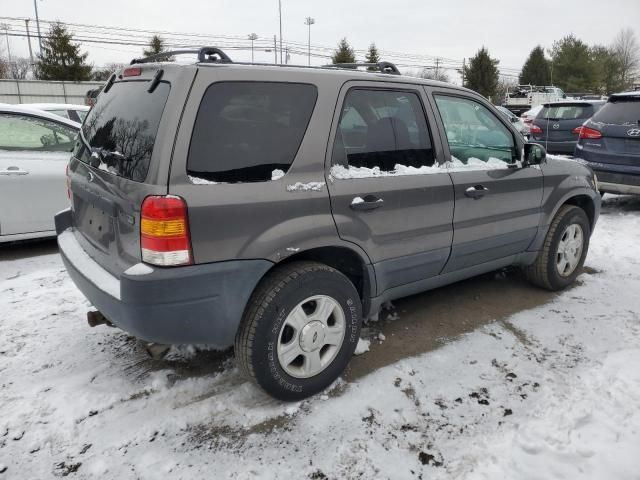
[[0, 104, 79, 243], [521, 105, 543, 126], [23, 103, 90, 123], [529, 100, 605, 154], [496, 106, 530, 138], [574, 91, 640, 195], [55, 47, 600, 402]]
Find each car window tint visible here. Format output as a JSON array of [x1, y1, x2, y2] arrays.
[[540, 105, 593, 120], [0, 113, 77, 152], [332, 89, 435, 171], [591, 99, 640, 125], [187, 82, 317, 183], [434, 95, 516, 165]]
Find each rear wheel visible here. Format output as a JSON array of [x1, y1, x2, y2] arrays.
[[525, 205, 591, 291], [235, 261, 362, 401]]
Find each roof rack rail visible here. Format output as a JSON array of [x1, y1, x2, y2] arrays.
[[130, 47, 233, 65], [322, 61, 401, 75]]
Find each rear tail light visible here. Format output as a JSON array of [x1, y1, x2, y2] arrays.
[[123, 67, 142, 77], [140, 196, 192, 266], [573, 126, 602, 139], [530, 125, 543, 134]]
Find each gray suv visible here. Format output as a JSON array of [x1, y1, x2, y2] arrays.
[[55, 48, 600, 401]]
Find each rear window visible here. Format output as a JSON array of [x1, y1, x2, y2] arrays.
[[187, 82, 317, 183], [539, 104, 593, 120], [75, 80, 171, 182], [591, 98, 640, 125]]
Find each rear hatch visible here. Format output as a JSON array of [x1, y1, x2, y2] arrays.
[[68, 64, 195, 277], [532, 102, 600, 142], [586, 94, 640, 164]]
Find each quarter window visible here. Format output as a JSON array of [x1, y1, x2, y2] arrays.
[[0, 113, 76, 152], [434, 95, 516, 166], [332, 89, 435, 171], [187, 82, 318, 183]]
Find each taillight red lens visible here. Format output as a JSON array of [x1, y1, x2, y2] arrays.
[[530, 125, 543, 134], [574, 126, 602, 139], [140, 196, 192, 266], [123, 67, 142, 77]]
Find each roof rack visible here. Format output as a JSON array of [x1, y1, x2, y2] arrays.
[[322, 61, 401, 75], [130, 47, 233, 65]]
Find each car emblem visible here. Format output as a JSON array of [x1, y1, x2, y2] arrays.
[[553, 123, 560, 129], [87, 171, 94, 182], [627, 128, 640, 137]]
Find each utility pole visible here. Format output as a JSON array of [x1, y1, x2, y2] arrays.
[[273, 35, 278, 64], [304, 17, 315, 66], [0, 24, 11, 65], [24, 19, 34, 64], [34, 0, 43, 53], [248, 33, 258, 63], [461, 58, 466, 86], [435, 57, 440, 79], [278, 0, 283, 64]]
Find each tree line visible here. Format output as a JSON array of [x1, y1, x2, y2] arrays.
[[0, 23, 170, 81]]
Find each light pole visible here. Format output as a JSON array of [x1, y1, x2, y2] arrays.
[[0, 24, 11, 65], [278, 0, 283, 64], [248, 33, 258, 63], [304, 17, 315, 66], [34, 0, 43, 53], [25, 19, 34, 64]]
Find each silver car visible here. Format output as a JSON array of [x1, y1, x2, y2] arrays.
[[0, 104, 79, 242]]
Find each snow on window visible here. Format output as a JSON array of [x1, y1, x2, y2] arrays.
[[189, 175, 218, 185]]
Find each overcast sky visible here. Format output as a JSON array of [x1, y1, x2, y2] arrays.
[[2, 0, 639, 82]]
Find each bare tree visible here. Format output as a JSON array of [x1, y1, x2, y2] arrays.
[[8, 57, 32, 79], [419, 67, 450, 83], [612, 28, 640, 89]]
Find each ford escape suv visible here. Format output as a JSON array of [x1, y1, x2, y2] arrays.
[[56, 47, 600, 401]]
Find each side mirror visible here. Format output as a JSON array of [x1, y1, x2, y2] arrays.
[[524, 142, 547, 166]]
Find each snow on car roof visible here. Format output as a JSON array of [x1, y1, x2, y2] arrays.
[[0, 104, 81, 128], [21, 103, 90, 111]]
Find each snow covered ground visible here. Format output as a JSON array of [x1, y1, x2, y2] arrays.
[[1, 195, 639, 479]]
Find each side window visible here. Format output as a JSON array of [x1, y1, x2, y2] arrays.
[[331, 89, 435, 172], [434, 95, 516, 166], [187, 82, 317, 183], [0, 114, 76, 152]]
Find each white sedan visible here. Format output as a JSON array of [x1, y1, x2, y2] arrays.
[[22, 103, 90, 124], [0, 104, 80, 243]]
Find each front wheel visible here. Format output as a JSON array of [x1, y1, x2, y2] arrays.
[[525, 205, 591, 291], [235, 261, 362, 401]]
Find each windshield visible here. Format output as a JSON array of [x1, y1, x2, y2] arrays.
[[75, 80, 170, 182], [591, 99, 640, 126], [539, 104, 593, 121]]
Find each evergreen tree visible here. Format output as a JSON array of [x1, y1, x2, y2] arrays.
[[463, 47, 500, 99], [36, 23, 92, 81], [332, 38, 356, 64], [143, 35, 167, 57], [519, 46, 550, 85], [550, 35, 596, 92], [365, 43, 380, 70], [590, 45, 624, 94]]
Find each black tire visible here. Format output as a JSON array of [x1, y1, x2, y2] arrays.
[[525, 205, 591, 291], [235, 261, 362, 401]]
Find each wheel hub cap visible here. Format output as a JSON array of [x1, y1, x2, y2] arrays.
[[299, 321, 326, 352], [556, 223, 584, 277]]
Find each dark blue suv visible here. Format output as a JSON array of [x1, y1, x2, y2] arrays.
[[574, 92, 640, 195]]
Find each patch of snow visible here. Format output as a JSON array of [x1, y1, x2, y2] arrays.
[[354, 338, 371, 355], [286, 181, 325, 192], [351, 196, 365, 205], [124, 263, 154, 276], [271, 169, 285, 181], [188, 175, 217, 185], [285, 247, 300, 253]]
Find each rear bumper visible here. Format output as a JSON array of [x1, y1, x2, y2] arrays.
[[55, 209, 273, 347], [531, 139, 577, 154], [594, 170, 640, 195]]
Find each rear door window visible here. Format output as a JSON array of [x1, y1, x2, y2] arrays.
[[76, 80, 171, 182], [331, 89, 435, 171], [0, 113, 77, 152], [187, 82, 317, 183]]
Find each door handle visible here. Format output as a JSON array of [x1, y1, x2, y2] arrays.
[[0, 166, 29, 176], [350, 195, 384, 211], [465, 185, 489, 198]]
